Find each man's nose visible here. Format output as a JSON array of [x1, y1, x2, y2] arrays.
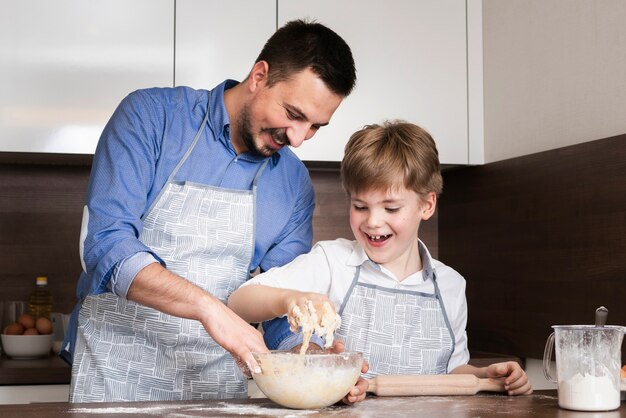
[[287, 123, 316, 148]]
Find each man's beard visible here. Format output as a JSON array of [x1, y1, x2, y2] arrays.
[[237, 104, 289, 157]]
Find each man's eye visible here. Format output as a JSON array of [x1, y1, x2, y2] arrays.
[[287, 110, 300, 120]]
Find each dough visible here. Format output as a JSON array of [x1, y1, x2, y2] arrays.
[[289, 300, 341, 355]]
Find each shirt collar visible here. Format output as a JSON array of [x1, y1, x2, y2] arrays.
[[418, 240, 436, 282], [347, 239, 436, 282], [208, 79, 280, 168]]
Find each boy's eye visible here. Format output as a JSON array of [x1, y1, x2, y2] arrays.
[[386, 207, 400, 213], [353, 205, 367, 211]]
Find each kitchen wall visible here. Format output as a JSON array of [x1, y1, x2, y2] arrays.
[[439, 133, 626, 363], [0, 155, 438, 315], [480, 0, 626, 163]]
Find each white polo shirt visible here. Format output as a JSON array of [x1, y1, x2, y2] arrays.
[[243, 238, 470, 372]]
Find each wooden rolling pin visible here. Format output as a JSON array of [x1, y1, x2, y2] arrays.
[[367, 374, 506, 396]]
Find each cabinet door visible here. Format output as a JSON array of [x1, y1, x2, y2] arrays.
[[279, 0, 469, 164], [175, 0, 276, 89], [0, 0, 174, 154]]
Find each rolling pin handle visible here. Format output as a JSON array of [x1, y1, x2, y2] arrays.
[[477, 377, 507, 393]]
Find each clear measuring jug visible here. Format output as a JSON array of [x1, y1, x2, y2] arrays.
[[543, 324, 625, 411]]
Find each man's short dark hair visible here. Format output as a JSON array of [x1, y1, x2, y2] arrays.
[[255, 19, 356, 97]]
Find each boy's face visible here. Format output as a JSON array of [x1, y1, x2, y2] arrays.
[[349, 186, 436, 278]]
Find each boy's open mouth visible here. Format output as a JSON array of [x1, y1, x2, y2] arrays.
[[366, 233, 391, 243]]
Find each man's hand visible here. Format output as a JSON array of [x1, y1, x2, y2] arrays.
[[200, 295, 269, 375]]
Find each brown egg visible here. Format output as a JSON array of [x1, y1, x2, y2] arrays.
[[23, 327, 39, 335], [35, 317, 53, 335], [3, 322, 25, 335], [17, 313, 36, 329]]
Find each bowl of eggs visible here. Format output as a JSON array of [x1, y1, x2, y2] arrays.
[[1, 313, 53, 359]]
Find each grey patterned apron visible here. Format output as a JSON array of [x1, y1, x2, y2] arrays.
[[70, 92, 268, 402], [335, 260, 454, 379]]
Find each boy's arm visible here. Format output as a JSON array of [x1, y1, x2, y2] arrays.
[[451, 362, 532, 395], [450, 363, 484, 376], [228, 285, 291, 323], [228, 284, 333, 324]]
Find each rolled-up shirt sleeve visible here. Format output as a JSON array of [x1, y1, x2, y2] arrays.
[[109, 252, 160, 298]]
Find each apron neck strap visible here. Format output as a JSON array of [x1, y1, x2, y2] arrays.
[[338, 265, 361, 316], [166, 91, 212, 184]]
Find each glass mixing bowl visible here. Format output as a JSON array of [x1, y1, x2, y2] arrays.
[[252, 351, 362, 409]]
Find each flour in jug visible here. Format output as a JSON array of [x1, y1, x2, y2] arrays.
[[559, 373, 619, 411]]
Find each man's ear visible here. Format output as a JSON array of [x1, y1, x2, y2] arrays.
[[247, 60, 269, 92], [421, 192, 437, 220]]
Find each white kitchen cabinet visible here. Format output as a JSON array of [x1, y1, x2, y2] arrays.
[[279, 0, 473, 164], [0, 0, 174, 154], [175, 0, 277, 89]]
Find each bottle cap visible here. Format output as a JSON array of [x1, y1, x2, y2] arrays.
[[36, 276, 48, 286]]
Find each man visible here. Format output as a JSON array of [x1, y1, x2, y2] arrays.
[[62, 19, 357, 402]]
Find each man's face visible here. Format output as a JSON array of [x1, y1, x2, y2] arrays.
[[233, 68, 343, 157]]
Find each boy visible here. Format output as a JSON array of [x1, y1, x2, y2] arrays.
[[228, 121, 532, 396]]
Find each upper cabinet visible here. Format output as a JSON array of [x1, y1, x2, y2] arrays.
[[175, 1, 474, 164], [1, 0, 475, 162], [175, 0, 276, 89], [280, 0, 475, 164], [5, 1, 620, 162], [0, 0, 173, 154]]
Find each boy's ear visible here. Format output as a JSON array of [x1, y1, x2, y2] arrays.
[[421, 192, 437, 220]]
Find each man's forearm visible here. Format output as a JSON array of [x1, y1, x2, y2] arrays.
[[127, 262, 269, 372], [127, 262, 217, 323]]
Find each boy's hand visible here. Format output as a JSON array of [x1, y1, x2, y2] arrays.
[[285, 292, 332, 333], [326, 340, 369, 404], [486, 361, 533, 396]]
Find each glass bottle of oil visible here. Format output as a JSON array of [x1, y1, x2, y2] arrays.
[[29, 276, 53, 319]]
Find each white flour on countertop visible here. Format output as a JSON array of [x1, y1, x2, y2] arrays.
[[183, 402, 319, 416], [69, 405, 176, 415], [69, 402, 320, 416]]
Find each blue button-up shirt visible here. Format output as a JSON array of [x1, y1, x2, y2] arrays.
[[62, 80, 314, 362]]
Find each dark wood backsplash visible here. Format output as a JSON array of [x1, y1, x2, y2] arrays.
[[439, 134, 626, 360], [4, 130, 621, 364], [0, 156, 438, 316], [0, 156, 90, 316]]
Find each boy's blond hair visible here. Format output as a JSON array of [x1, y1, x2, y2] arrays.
[[340, 120, 443, 197]]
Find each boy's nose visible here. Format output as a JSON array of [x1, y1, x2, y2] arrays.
[[366, 211, 384, 228]]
